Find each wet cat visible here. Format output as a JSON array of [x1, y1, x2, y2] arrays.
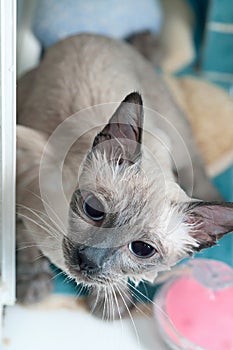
[[17, 34, 233, 318]]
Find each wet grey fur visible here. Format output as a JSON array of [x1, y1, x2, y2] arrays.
[[16, 34, 233, 318]]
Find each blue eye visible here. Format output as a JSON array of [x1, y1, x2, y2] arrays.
[[83, 194, 104, 221], [129, 241, 156, 258]]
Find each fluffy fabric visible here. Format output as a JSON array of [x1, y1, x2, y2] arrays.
[[32, 0, 163, 48], [164, 75, 233, 177], [201, 0, 233, 90]]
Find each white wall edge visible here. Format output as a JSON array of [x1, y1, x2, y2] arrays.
[[0, 0, 16, 307]]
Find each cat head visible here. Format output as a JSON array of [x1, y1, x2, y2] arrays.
[[63, 92, 233, 287]]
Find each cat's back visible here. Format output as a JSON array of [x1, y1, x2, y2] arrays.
[[17, 33, 161, 135]]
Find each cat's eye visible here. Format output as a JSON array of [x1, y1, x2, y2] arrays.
[[83, 194, 105, 221], [129, 241, 156, 258]]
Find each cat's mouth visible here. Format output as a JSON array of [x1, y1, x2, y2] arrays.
[[63, 237, 119, 286], [67, 264, 117, 287]]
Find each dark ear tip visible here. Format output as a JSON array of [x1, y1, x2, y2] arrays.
[[123, 92, 143, 106], [187, 201, 233, 211]]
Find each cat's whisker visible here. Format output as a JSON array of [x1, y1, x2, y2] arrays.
[[101, 286, 106, 320], [115, 275, 157, 315], [75, 283, 86, 299], [108, 288, 114, 321], [61, 275, 80, 289], [17, 204, 65, 239], [17, 205, 61, 238], [126, 282, 154, 309], [106, 286, 112, 322], [117, 277, 151, 301], [125, 281, 189, 341], [16, 242, 60, 251], [119, 279, 172, 324], [108, 287, 113, 322], [17, 202, 66, 237], [51, 270, 66, 281], [51, 272, 83, 295], [16, 222, 62, 251], [63, 274, 75, 285], [17, 224, 62, 245], [139, 280, 150, 299], [33, 253, 51, 262], [102, 286, 108, 321], [110, 287, 116, 322], [19, 218, 60, 243], [18, 212, 62, 243], [126, 282, 151, 304], [89, 287, 101, 315], [115, 284, 140, 347], [23, 190, 67, 233], [116, 280, 152, 319], [118, 284, 148, 318], [17, 251, 47, 263], [110, 283, 123, 325]]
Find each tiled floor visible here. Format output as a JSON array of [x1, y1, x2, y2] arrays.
[[2, 295, 167, 350]]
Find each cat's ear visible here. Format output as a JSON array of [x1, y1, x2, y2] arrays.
[[92, 92, 144, 163], [185, 202, 233, 251]]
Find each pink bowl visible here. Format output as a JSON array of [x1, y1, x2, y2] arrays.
[[153, 259, 233, 350]]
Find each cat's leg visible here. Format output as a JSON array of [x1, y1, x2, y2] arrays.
[[16, 218, 54, 304], [86, 283, 134, 320], [16, 125, 57, 303]]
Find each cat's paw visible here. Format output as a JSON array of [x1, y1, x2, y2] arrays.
[[16, 271, 53, 304], [86, 286, 134, 320], [16, 251, 54, 304]]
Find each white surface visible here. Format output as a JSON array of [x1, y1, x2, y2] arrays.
[[17, 0, 41, 77], [2, 295, 167, 350], [0, 0, 16, 305]]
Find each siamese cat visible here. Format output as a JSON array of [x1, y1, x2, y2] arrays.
[[17, 34, 233, 318]]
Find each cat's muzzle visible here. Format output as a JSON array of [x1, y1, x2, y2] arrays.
[[62, 237, 117, 285]]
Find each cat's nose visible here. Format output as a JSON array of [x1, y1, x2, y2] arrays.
[[77, 250, 101, 271], [75, 246, 111, 272]]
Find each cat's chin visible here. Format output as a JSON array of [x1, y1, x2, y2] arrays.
[[67, 268, 121, 288]]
